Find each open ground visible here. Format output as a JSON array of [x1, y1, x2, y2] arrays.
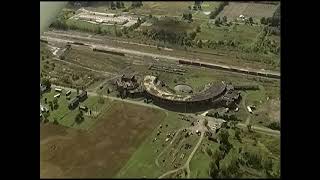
[[40, 100, 166, 178]]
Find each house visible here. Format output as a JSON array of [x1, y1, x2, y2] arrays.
[[66, 90, 71, 96], [40, 83, 47, 93], [54, 93, 61, 98], [77, 91, 88, 102], [69, 97, 79, 109]]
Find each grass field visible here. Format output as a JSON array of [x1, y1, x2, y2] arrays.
[[116, 111, 192, 178], [40, 89, 109, 130], [40, 100, 166, 178], [189, 139, 220, 178], [217, 2, 278, 20], [64, 46, 131, 73]]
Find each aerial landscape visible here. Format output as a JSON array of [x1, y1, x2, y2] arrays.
[[40, 1, 280, 178]]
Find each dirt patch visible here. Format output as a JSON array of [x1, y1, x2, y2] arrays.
[[218, 2, 278, 19], [40, 101, 166, 178]]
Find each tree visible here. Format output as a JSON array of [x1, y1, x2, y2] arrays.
[[248, 17, 253, 25], [203, 119, 208, 128], [41, 78, 51, 89], [247, 123, 253, 132], [182, 12, 193, 22], [196, 25, 201, 33], [188, 13, 193, 22], [263, 158, 273, 177], [189, 31, 197, 40], [110, 1, 116, 10], [48, 101, 53, 111], [75, 110, 84, 124], [215, 18, 221, 26], [209, 11, 216, 19], [137, 17, 142, 24], [197, 39, 203, 48], [260, 17, 266, 25], [222, 16, 227, 23], [116, 1, 121, 9], [53, 118, 59, 125], [235, 128, 242, 143], [53, 98, 59, 110], [209, 161, 219, 178]]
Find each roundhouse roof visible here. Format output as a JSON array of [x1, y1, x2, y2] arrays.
[[143, 75, 226, 103]]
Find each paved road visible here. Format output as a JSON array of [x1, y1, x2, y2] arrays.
[[51, 84, 166, 111], [41, 32, 280, 79]]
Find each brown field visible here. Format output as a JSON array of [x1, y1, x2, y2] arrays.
[[218, 2, 278, 19], [40, 101, 166, 178]]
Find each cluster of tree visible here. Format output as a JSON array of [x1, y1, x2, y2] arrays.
[[207, 110, 239, 122], [75, 110, 84, 124], [192, 1, 202, 11], [41, 78, 51, 89], [267, 121, 280, 130], [260, 16, 280, 27], [207, 39, 240, 49], [209, 2, 228, 19], [182, 12, 193, 23], [131, 1, 143, 8], [214, 16, 228, 26], [110, 1, 125, 10], [143, 28, 193, 47], [209, 130, 280, 178]]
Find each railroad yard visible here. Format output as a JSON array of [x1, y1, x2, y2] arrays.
[[40, 1, 280, 178]]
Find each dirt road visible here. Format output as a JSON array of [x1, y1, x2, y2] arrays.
[[158, 131, 204, 179]]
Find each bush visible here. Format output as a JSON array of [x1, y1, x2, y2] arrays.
[[267, 121, 280, 130]]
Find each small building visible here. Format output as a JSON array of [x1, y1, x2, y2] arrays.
[[55, 88, 63, 93], [54, 93, 61, 98], [79, 105, 88, 112], [69, 97, 79, 109], [77, 91, 88, 102], [66, 90, 71, 96], [40, 104, 49, 113], [40, 83, 47, 94]]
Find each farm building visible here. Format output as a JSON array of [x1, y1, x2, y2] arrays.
[[69, 97, 79, 109], [77, 91, 88, 102], [40, 84, 47, 94], [115, 73, 144, 98]]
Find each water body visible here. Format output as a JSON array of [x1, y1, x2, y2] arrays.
[[40, 1, 67, 34]]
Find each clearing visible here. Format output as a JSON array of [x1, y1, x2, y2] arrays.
[[40, 100, 166, 178]]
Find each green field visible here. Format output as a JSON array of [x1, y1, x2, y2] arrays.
[[116, 111, 191, 178], [40, 89, 110, 130]]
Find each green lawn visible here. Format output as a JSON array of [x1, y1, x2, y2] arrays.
[[115, 111, 191, 178], [40, 89, 110, 130]]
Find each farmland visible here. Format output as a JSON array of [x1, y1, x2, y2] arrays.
[[40, 101, 166, 178], [217, 2, 279, 20]]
